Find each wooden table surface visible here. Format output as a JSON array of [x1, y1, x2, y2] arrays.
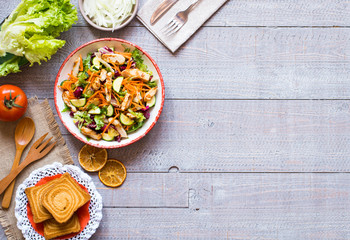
[[2, 0, 350, 239]]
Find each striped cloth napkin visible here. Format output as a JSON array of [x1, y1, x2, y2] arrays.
[[137, 0, 228, 52]]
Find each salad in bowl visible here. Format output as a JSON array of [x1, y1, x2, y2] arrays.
[[55, 38, 164, 148]]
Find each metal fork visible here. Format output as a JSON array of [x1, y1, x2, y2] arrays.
[[0, 133, 56, 195], [162, 0, 202, 36]]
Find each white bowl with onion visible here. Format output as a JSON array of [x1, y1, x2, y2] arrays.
[[79, 0, 138, 31]]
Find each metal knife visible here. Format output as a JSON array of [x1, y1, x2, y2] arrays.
[[150, 0, 178, 25]]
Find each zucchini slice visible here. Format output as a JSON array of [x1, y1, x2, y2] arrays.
[[92, 57, 101, 69], [113, 76, 123, 92], [102, 128, 119, 141], [60, 80, 68, 86], [88, 107, 101, 114], [106, 105, 114, 117], [108, 128, 119, 137], [70, 98, 86, 108], [102, 133, 114, 141], [120, 113, 134, 126], [146, 95, 156, 107]]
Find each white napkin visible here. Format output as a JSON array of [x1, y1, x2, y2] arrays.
[[137, 0, 227, 53]]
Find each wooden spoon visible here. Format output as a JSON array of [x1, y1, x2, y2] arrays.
[[1, 117, 35, 209], [0, 133, 56, 195]]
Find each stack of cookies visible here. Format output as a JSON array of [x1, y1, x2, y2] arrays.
[[25, 173, 91, 240]]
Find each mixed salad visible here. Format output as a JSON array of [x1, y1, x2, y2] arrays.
[[59, 46, 158, 142]]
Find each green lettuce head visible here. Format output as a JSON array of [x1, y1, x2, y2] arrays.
[[0, 0, 77, 77]]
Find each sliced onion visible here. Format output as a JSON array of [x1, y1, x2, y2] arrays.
[[83, 0, 136, 30]]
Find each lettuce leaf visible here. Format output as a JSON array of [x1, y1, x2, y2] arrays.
[[128, 109, 146, 123], [0, 0, 77, 77], [94, 115, 105, 131], [0, 55, 22, 77], [132, 49, 148, 72]]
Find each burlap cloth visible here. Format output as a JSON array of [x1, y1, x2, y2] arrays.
[[0, 97, 74, 240]]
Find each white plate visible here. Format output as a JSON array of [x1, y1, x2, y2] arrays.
[[15, 162, 103, 240]]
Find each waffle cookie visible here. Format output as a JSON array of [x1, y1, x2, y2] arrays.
[[25, 178, 61, 223], [42, 173, 91, 223], [43, 213, 80, 240]]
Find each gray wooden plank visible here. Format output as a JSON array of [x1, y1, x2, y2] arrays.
[[89, 173, 350, 239], [47, 99, 350, 172], [0, 229, 4, 240], [3, 173, 350, 239], [2, 0, 350, 27], [2, 27, 350, 99], [92, 173, 188, 207]]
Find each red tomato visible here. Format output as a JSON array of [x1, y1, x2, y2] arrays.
[[0, 85, 28, 122]]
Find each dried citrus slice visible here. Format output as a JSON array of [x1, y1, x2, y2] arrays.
[[78, 144, 108, 172], [98, 159, 127, 187]]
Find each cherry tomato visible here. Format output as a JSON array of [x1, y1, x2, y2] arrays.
[[0, 85, 28, 122]]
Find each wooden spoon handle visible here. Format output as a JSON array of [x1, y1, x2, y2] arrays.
[[0, 157, 31, 195], [1, 148, 24, 209]]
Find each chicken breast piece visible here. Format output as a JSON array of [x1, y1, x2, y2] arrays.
[[126, 113, 136, 119], [102, 53, 125, 65], [108, 118, 127, 138], [133, 92, 142, 103], [105, 72, 113, 103], [144, 87, 157, 102], [121, 69, 151, 81], [110, 98, 120, 108], [62, 91, 77, 112], [81, 126, 102, 140], [72, 57, 81, 77], [121, 93, 131, 111], [91, 76, 101, 90], [100, 69, 107, 81], [90, 98, 101, 106]]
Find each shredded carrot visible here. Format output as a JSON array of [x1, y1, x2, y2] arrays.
[[112, 93, 120, 104], [102, 114, 118, 134], [115, 64, 121, 74], [98, 103, 109, 107], [83, 93, 103, 109], [114, 52, 132, 58], [132, 101, 144, 109], [61, 80, 78, 93], [87, 91, 100, 101], [66, 92, 76, 99], [131, 106, 138, 112], [125, 59, 132, 70], [99, 92, 106, 100], [110, 62, 122, 74], [140, 91, 145, 100], [123, 84, 137, 96], [88, 72, 96, 82], [83, 83, 90, 94], [110, 63, 120, 72], [61, 81, 71, 90], [130, 81, 142, 85], [141, 83, 151, 89], [68, 73, 78, 81], [113, 108, 120, 118], [115, 92, 124, 102]]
